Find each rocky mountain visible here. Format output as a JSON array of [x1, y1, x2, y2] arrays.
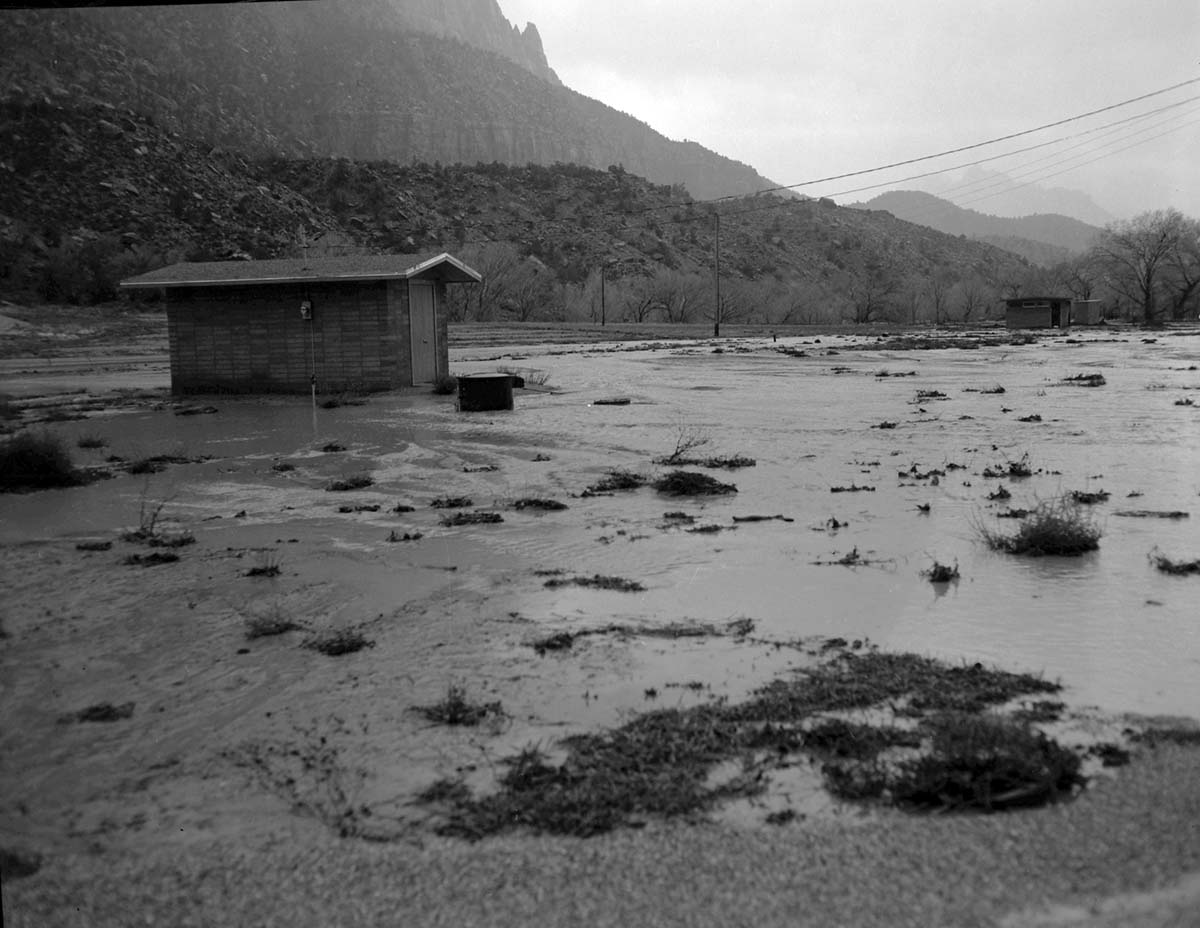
[[851, 190, 1102, 263], [0, 1, 775, 201], [0, 99, 1032, 320]]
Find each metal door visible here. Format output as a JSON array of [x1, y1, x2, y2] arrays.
[[409, 281, 437, 384]]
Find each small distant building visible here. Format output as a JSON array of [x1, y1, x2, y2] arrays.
[[121, 253, 481, 394], [1069, 299, 1104, 325], [1004, 296, 1072, 329]]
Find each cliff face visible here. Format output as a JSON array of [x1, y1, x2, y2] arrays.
[[0, 0, 776, 200]]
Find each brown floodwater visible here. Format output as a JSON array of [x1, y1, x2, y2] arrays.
[[3, 330, 1199, 730]]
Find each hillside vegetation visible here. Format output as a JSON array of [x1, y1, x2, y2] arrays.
[[0, 100, 1036, 325]]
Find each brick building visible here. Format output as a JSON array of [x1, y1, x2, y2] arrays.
[[120, 253, 481, 394]]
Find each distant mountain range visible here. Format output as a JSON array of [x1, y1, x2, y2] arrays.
[[0, 0, 779, 201], [917, 166, 1116, 227], [850, 190, 1103, 265]]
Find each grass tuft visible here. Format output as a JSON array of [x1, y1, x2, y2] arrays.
[[976, 496, 1101, 556], [415, 684, 506, 726]]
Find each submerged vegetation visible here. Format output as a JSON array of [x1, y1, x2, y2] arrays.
[[419, 647, 1075, 839]]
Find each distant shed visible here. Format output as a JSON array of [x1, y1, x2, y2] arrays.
[[1070, 299, 1103, 325], [1004, 296, 1072, 329], [121, 253, 481, 394]]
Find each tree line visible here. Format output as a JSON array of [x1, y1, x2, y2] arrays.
[[444, 208, 1199, 327]]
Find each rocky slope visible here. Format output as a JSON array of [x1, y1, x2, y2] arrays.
[[0, 100, 1031, 318], [0, 1, 775, 201]]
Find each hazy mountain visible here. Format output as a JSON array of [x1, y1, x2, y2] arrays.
[[851, 191, 1102, 263], [0, 0, 778, 201], [916, 166, 1116, 227]]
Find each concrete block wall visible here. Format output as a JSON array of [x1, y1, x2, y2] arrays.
[[167, 281, 413, 394]]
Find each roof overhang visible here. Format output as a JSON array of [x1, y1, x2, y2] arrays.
[[119, 252, 482, 290]]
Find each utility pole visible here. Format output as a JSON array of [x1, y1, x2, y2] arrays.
[[600, 264, 606, 326], [713, 211, 721, 337]]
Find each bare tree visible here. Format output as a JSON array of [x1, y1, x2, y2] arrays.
[[1089, 209, 1190, 325], [848, 264, 897, 324], [954, 275, 994, 323]]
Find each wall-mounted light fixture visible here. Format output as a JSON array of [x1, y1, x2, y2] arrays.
[[300, 300, 313, 321]]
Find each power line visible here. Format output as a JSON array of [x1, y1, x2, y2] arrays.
[[731, 76, 1200, 199]]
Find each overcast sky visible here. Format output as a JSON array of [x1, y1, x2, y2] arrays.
[[498, 0, 1200, 221]]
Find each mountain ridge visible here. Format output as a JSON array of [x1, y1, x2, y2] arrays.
[[851, 190, 1102, 264], [0, 1, 780, 202]]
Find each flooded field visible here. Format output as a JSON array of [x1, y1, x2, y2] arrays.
[[2, 325, 1199, 851]]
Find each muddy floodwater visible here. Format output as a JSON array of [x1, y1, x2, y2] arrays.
[[3, 327, 1200, 845], [5, 331, 1200, 722]]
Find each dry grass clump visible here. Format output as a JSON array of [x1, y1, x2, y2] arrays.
[[653, 470, 737, 496], [415, 684, 505, 726], [983, 453, 1033, 479], [583, 469, 647, 495], [303, 629, 374, 656], [60, 701, 135, 724], [431, 495, 472, 509], [245, 609, 301, 639], [514, 498, 568, 511], [0, 430, 82, 491], [543, 574, 645, 592], [1061, 372, 1106, 387], [325, 474, 374, 492], [440, 511, 503, 526], [124, 551, 180, 566], [977, 497, 1101, 556], [921, 560, 960, 583], [1148, 547, 1200, 575]]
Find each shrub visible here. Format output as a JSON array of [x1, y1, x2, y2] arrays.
[[76, 433, 107, 449], [977, 497, 1101, 556], [0, 431, 80, 491], [38, 235, 129, 305], [431, 374, 458, 395], [652, 470, 737, 496]]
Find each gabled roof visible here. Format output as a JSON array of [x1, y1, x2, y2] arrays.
[[119, 252, 482, 290]]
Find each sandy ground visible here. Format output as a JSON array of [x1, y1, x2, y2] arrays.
[[2, 312, 1200, 926]]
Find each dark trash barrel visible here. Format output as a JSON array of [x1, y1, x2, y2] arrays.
[[457, 373, 514, 412]]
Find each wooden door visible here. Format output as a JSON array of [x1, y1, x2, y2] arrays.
[[409, 281, 437, 384]]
